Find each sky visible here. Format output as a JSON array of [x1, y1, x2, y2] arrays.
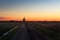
[[0, 0, 60, 21]]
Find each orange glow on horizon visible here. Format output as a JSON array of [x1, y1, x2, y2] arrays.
[[0, 17, 60, 21], [0, 0, 60, 21]]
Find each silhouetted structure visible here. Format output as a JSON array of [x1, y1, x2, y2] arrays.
[[23, 17, 25, 22]]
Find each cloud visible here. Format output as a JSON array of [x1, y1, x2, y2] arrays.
[[0, 17, 6, 19], [0, 17, 9, 20], [0, 17, 19, 21], [0, 17, 16, 21]]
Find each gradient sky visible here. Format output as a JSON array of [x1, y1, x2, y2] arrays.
[[0, 0, 60, 21]]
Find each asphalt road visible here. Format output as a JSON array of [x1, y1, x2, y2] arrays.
[[12, 22, 53, 40]]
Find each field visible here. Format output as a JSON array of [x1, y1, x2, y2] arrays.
[[0, 21, 23, 40], [0, 21, 60, 40], [27, 21, 60, 40]]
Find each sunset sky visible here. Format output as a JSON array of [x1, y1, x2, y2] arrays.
[[0, 0, 60, 21]]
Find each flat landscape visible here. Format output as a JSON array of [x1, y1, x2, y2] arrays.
[[0, 0, 60, 40], [0, 21, 60, 40]]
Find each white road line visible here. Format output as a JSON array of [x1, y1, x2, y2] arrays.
[[0, 25, 19, 38]]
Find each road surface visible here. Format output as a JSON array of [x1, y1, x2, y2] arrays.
[[12, 22, 53, 40]]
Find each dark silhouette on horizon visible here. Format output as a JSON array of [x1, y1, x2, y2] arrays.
[[23, 17, 25, 22]]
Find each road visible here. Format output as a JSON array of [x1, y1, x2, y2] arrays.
[[12, 22, 53, 40]]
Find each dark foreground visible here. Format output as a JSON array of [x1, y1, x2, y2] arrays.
[[0, 21, 60, 40], [12, 22, 53, 40]]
